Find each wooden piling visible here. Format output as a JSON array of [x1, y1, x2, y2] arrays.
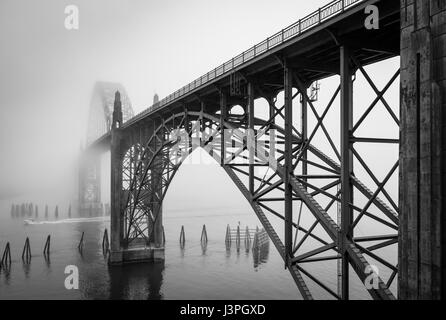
[[54, 206, 59, 219], [102, 229, 109, 253], [68, 204, 72, 218], [179, 226, 185, 247], [225, 224, 231, 247], [236, 225, 241, 250], [78, 232, 84, 251], [43, 235, 51, 256], [22, 237, 31, 262], [1, 242, 11, 266], [253, 232, 258, 249], [200, 224, 208, 244]]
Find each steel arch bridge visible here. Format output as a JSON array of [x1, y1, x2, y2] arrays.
[[82, 0, 446, 300]]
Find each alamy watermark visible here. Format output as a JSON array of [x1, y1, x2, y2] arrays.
[[167, 126, 278, 172], [64, 265, 79, 290], [364, 5, 379, 30], [364, 265, 380, 290], [64, 5, 79, 30]]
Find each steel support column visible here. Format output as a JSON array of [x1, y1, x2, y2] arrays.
[[301, 87, 308, 188], [284, 64, 293, 263], [152, 120, 164, 248], [340, 46, 353, 300], [248, 82, 255, 194], [220, 92, 227, 166]]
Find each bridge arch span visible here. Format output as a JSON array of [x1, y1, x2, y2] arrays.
[[112, 108, 395, 300]]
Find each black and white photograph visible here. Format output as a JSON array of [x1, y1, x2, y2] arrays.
[[0, 0, 445, 307]]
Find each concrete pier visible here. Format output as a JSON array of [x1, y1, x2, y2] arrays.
[[399, 0, 446, 299], [109, 91, 165, 265]]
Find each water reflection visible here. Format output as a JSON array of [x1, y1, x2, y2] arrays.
[[44, 255, 51, 274], [1, 268, 11, 285], [201, 242, 207, 255], [108, 261, 164, 300], [253, 242, 270, 269]]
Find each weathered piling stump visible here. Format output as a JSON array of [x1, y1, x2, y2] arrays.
[[102, 229, 109, 254], [54, 206, 59, 219], [244, 226, 251, 251], [179, 226, 185, 248], [225, 224, 231, 248], [200, 224, 208, 245], [1, 242, 11, 268], [22, 237, 31, 263], [78, 232, 85, 252], [236, 225, 241, 250], [252, 228, 269, 250], [43, 235, 51, 257]]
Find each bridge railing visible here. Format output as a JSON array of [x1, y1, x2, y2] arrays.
[[121, 0, 365, 129]]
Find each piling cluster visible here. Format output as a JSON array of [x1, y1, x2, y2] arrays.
[[225, 224, 269, 252], [10, 203, 35, 218], [22, 237, 31, 264], [78, 232, 85, 253], [179, 226, 186, 249], [0, 234, 51, 273], [10, 202, 111, 220], [10, 202, 72, 220]]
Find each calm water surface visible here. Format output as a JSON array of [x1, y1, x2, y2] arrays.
[[0, 200, 312, 300]]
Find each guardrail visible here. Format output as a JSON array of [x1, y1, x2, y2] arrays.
[[110, 0, 365, 134]]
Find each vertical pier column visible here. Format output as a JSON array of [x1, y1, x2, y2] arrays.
[[152, 122, 164, 249], [340, 46, 354, 300], [247, 82, 255, 195], [220, 92, 227, 166], [301, 85, 308, 187], [399, 0, 446, 299], [109, 91, 124, 264]]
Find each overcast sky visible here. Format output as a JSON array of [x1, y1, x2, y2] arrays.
[[0, 0, 337, 196]]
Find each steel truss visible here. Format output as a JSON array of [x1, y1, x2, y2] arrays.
[[116, 50, 399, 300]]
